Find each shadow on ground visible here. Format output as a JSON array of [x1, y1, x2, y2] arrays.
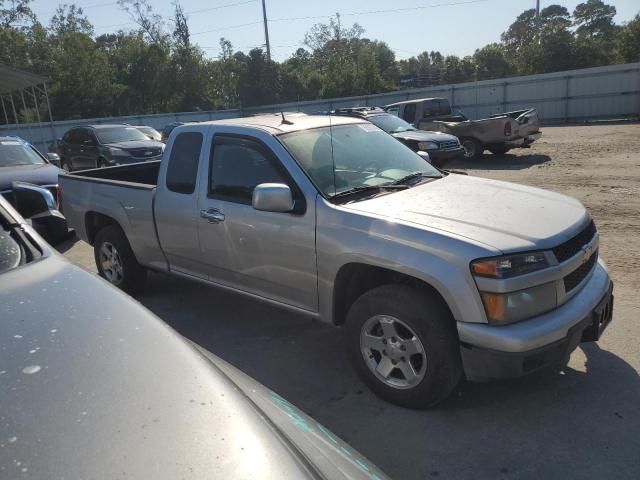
[[130, 271, 639, 480], [447, 153, 551, 171]]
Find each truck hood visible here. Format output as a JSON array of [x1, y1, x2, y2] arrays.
[[392, 129, 458, 143], [342, 173, 589, 253], [0, 163, 61, 191], [0, 247, 388, 480]]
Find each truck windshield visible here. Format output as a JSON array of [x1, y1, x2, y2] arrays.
[[0, 141, 46, 167], [95, 127, 149, 144], [280, 123, 441, 198], [367, 115, 415, 133]]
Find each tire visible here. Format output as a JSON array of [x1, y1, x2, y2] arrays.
[[488, 146, 510, 156], [61, 158, 71, 172], [345, 284, 462, 409], [94, 225, 147, 293], [460, 137, 483, 160], [97, 157, 106, 168]]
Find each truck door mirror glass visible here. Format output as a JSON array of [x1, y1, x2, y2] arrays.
[[417, 151, 432, 164], [252, 183, 294, 213]]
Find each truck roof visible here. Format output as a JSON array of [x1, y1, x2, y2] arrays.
[[385, 97, 445, 107], [199, 113, 366, 134]]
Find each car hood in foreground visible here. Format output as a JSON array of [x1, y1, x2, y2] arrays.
[[0, 163, 61, 191], [391, 129, 459, 143], [0, 251, 388, 480], [342, 173, 589, 253]]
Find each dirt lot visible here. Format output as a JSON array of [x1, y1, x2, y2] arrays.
[[60, 124, 640, 480]]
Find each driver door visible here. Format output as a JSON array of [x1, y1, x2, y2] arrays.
[[197, 134, 318, 312]]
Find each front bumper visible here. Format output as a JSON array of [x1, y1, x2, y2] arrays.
[[458, 260, 613, 381], [428, 147, 465, 162], [107, 155, 162, 165]]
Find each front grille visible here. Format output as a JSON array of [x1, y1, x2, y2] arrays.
[[552, 221, 597, 263], [563, 250, 597, 292], [439, 140, 460, 151], [128, 147, 162, 158]]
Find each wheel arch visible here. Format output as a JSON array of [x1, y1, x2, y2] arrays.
[[332, 263, 454, 326], [84, 211, 122, 245]]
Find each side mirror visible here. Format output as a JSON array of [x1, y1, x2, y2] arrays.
[[417, 151, 432, 164], [11, 181, 68, 243], [47, 152, 61, 166], [252, 183, 294, 213]]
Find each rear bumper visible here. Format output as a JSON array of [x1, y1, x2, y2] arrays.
[[505, 132, 542, 148], [458, 260, 613, 381]]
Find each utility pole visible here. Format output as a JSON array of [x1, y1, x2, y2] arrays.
[[536, 0, 540, 18], [261, 0, 271, 61]]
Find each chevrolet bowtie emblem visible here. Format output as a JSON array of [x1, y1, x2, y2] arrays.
[[581, 244, 595, 264]]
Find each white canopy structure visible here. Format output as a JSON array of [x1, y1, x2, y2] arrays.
[[0, 64, 55, 150]]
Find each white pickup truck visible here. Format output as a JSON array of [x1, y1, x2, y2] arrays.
[[60, 113, 614, 408]]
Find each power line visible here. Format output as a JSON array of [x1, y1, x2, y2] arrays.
[[269, 0, 491, 22], [93, 0, 257, 31]]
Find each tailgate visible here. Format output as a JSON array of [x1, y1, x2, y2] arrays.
[[515, 108, 540, 137]]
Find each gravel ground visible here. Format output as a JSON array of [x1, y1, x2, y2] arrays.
[[59, 123, 640, 480]]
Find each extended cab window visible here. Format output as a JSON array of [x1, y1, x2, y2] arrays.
[[209, 136, 287, 204], [166, 132, 203, 194], [402, 103, 416, 123]]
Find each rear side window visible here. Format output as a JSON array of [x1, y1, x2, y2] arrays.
[[423, 100, 439, 117], [166, 132, 203, 194], [209, 136, 287, 204], [402, 103, 416, 123]]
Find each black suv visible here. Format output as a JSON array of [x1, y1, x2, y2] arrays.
[[329, 107, 464, 166], [57, 125, 164, 171]]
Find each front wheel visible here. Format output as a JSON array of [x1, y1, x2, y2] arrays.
[[346, 284, 462, 409], [94, 225, 146, 293], [460, 137, 483, 160]]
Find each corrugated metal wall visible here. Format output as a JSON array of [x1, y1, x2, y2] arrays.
[[2, 62, 638, 152]]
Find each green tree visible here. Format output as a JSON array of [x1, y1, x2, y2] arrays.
[[573, 0, 617, 39], [617, 14, 640, 62], [473, 44, 514, 80]]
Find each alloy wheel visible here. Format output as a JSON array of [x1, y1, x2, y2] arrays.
[[360, 315, 427, 389]]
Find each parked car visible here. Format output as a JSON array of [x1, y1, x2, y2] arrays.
[[161, 122, 185, 142], [133, 124, 162, 141], [329, 107, 464, 166], [57, 124, 164, 171], [60, 113, 613, 408], [385, 97, 542, 159], [0, 135, 67, 242], [0, 194, 390, 480]]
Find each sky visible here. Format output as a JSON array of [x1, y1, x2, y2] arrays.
[[28, 0, 640, 62]]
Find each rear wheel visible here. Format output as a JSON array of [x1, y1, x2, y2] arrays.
[[346, 284, 462, 409], [94, 225, 146, 293], [488, 146, 510, 156], [461, 138, 483, 160]]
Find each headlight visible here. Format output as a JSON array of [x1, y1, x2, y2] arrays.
[[107, 147, 131, 158], [480, 283, 557, 324], [471, 251, 555, 324], [471, 251, 550, 279], [417, 141, 438, 151]]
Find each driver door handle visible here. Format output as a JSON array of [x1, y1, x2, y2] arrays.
[[200, 208, 225, 224]]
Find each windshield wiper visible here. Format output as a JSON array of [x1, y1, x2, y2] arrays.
[[330, 184, 408, 202], [391, 172, 441, 186]]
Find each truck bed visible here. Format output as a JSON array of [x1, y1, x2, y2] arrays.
[[59, 160, 167, 271], [71, 160, 161, 186]]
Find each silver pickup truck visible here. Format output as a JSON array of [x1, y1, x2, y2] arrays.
[[385, 98, 542, 159], [60, 113, 613, 408]]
